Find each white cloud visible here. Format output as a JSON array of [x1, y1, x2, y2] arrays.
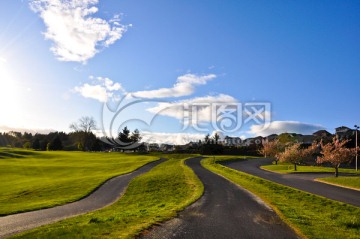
[[146, 94, 238, 123], [141, 131, 205, 145], [0, 57, 7, 64], [73, 76, 125, 102], [30, 0, 128, 63], [0, 125, 56, 134], [248, 121, 325, 137], [131, 73, 216, 99]]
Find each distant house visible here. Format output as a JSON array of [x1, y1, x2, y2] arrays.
[[148, 143, 160, 152], [312, 130, 333, 143], [160, 144, 175, 152], [265, 134, 278, 141], [335, 126, 354, 140], [313, 130, 332, 138], [336, 126, 351, 134], [224, 136, 242, 146], [294, 134, 315, 144]]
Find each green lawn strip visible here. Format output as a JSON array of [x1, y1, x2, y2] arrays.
[[12, 154, 203, 239], [0, 148, 158, 215], [316, 177, 360, 191], [261, 163, 360, 175], [202, 157, 360, 239]]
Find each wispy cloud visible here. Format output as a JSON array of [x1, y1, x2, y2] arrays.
[[131, 73, 216, 99], [73, 76, 125, 102], [248, 121, 325, 137], [147, 94, 238, 123], [29, 0, 129, 63], [141, 131, 205, 145]]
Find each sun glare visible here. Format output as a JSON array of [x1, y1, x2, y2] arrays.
[[0, 57, 21, 126]]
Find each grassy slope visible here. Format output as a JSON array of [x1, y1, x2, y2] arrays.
[[0, 148, 158, 215], [262, 163, 360, 190], [202, 157, 360, 239], [12, 154, 203, 239]]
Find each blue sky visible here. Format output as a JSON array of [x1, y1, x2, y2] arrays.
[[0, 0, 359, 144]]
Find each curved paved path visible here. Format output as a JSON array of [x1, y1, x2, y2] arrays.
[[0, 158, 166, 239], [140, 157, 300, 239], [222, 158, 360, 207]]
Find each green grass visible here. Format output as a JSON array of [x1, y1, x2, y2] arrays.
[[261, 163, 360, 174], [0, 147, 158, 215], [261, 163, 360, 189], [202, 156, 360, 239], [317, 177, 360, 190], [12, 154, 203, 239]]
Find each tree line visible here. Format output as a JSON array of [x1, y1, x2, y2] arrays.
[[0, 116, 142, 152]]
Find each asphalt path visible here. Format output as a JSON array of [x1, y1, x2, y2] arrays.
[[0, 158, 166, 239], [222, 158, 360, 207], [140, 157, 300, 239]]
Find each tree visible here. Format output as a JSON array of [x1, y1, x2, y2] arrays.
[[259, 139, 283, 164], [40, 140, 49, 151], [204, 134, 210, 144], [213, 133, 220, 144], [118, 126, 131, 143], [32, 138, 41, 150], [278, 142, 318, 171], [70, 116, 97, 133], [278, 143, 303, 171], [130, 129, 142, 143], [278, 133, 297, 144], [317, 138, 356, 177], [116, 127, 132, 151], [69, 116, 97, 151], [23, 142, 31, 149], [51, 135, 63, 150], [300, 142, 319, 163], [47, 136, 63, 150]]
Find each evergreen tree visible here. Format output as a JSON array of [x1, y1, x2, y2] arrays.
[[32, 138, 41, 150]]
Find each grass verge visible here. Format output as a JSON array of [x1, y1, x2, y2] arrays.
[[316, 177, 360, 191], [0, 147, 158, 215], [12, 154, 203, 239], [261, 163, 360, 175], [202, 157, 360, 239]]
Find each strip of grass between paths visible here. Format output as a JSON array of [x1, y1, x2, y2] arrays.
[[316, 177, 360, 191], [261, 163, 360, 190], [0, 148, 158, 215], [261, 163, 360, 175], [12, 154, 204, 239], [202, 156, 360, 239]]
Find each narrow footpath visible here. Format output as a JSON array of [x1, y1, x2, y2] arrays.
[[140, 157, 300, 239], [223, 158, 360, 207]]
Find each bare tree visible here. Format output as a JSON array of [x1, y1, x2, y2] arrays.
[[69, 116, 97, 151], [70, 116, 97, 133]]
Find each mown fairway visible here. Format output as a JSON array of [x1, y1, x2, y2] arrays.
[[11, 154, 203, 239], [203, 157, 360, 239], [0, 148, 158, 215]]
